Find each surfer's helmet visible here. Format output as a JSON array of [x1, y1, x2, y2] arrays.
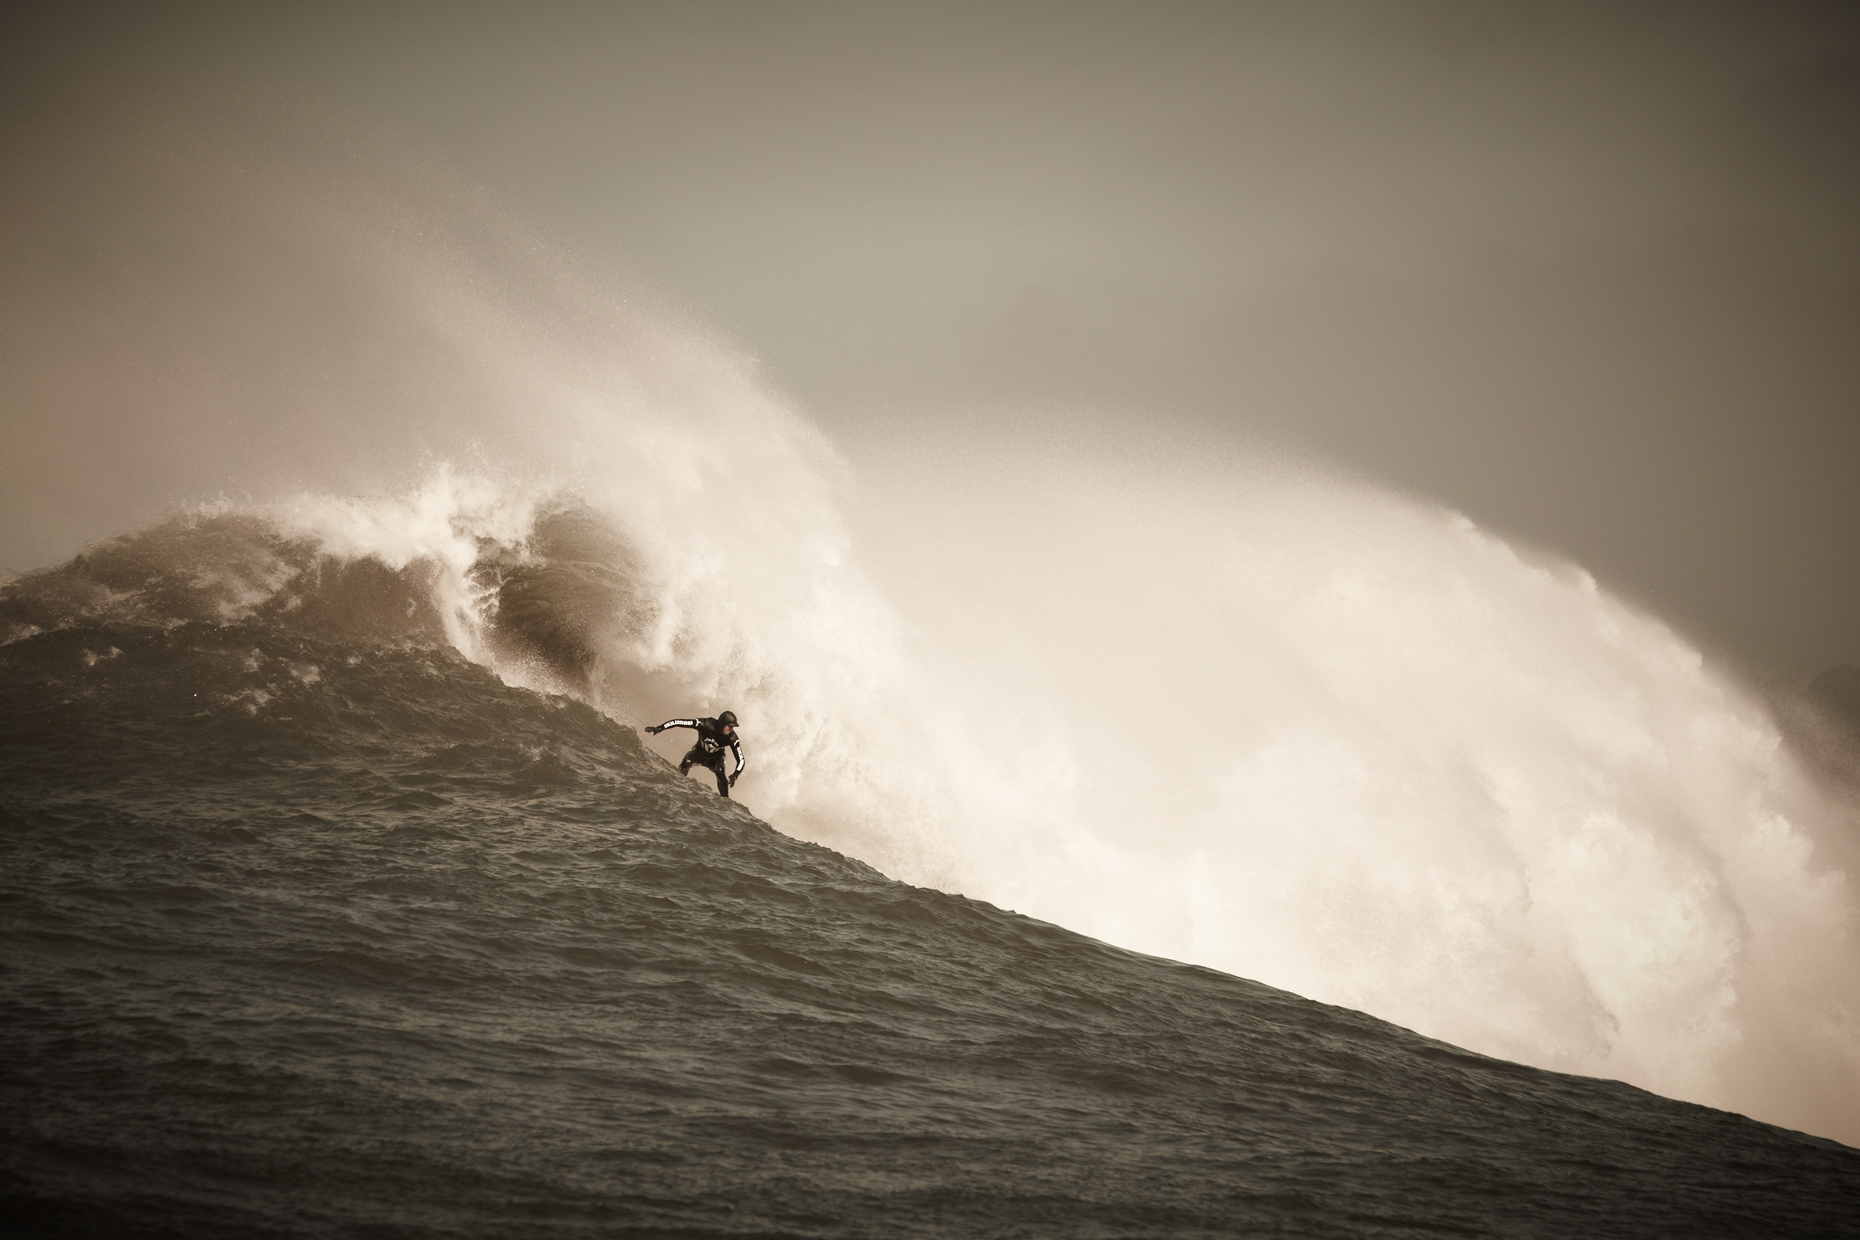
[[718, 710, 739, 728]]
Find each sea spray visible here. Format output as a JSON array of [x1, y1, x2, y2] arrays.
[[6, 599, 1856, 1235], [847, 441, 1860, 1141], [11, 443, 1856, 1143], [3, 142, 1855, 1140]]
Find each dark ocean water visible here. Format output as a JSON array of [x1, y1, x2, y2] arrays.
[[4, 519, 1859, 1239]]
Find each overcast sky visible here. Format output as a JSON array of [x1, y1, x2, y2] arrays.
[[4, 1, 1857, 676]]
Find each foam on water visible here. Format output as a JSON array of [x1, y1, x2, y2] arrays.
[[14, 442, 1858, 1147], [6, 605, 1854, 1236], [6, 177, 1858, 1146], [846, 445, 1860, 1141]]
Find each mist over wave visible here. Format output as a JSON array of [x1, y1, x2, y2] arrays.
[[11, 440, 1859, 1148], [851, 442, 1860, 1142], [5, 149, 1857, 1146], [9, 573, 1855, 1236]]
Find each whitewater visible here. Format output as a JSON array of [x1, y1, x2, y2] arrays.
[[4, 186, 1860, 1233]]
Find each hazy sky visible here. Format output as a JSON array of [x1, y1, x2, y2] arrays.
[[4, 1, 1857, 676]]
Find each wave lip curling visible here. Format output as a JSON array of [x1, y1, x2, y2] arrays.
[[6, 448, 1856, 1146]]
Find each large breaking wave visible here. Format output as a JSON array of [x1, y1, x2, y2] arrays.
[[8, 441, 1858, 1146], [4, 151, 1856, 1145]]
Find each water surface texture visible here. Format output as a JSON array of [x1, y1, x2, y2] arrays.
[[4, 517, 1858, 1238]]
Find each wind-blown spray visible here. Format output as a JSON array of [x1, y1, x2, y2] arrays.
[[6, 161, 1856, 1144], [842, 443, 1860, 1142]]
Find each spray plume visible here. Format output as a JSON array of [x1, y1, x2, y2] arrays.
[[6, 142, 1857, 1145]]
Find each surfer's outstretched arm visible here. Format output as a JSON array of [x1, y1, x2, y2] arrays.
[[645, 719, 698, 735], [728, 737, 745, 785]]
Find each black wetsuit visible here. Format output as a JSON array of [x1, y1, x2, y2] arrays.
[[650, 717, 745, 797]]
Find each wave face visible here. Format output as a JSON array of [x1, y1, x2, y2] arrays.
[[19, 439, 1855, 1151], [5, 144, 1859, 1203], [3, 552, 1858, 1238]]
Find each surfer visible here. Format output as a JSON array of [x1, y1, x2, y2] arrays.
[[645, 711, 745, 798]]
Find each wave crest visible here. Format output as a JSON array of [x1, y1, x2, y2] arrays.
[[0, 510, 445, 645]]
